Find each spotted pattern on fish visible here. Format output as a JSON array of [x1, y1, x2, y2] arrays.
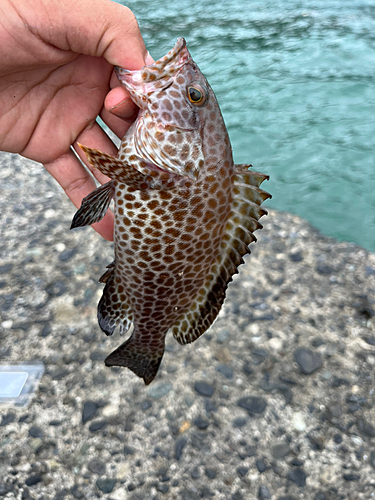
[[72, 38, 271, 384]]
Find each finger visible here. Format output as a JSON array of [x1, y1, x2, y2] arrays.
[[53, 0, 149, 69], [101, 101, 139, 140], [105, 87, 137, 118], [44, 149, 114, 241]]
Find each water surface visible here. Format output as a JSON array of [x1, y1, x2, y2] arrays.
[[119, 0, 375, 250]]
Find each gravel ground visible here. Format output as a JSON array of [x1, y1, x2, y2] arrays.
[[0, 152, 375, 500]]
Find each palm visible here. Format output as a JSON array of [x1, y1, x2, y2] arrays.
[[2, 54, 112, 163]]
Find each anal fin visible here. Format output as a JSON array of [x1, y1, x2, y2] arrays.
[[71, 180, 114, 229], [97, 269, 133, 337], [105, 334, 165, 385], [172, 165, 271, 345]]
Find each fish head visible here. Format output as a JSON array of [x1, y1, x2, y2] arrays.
[[115, 38, 221, 181]]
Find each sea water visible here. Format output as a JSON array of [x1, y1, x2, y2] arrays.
[[120, 0, 375, 251]]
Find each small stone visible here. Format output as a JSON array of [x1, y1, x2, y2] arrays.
[[357, 417, 375, 438], [204, 468, 217, 479], [216, 364, 233, 379], [294, 347, 322, 375], [58, 248, 77, 262], [28, 426, 44, 438], [343, 473, 360, 481], [271, 443, 290, 460], [258, 485, 272, 499], [290, 251, 304, 262], [0, 413, 15, 426], [87, 458, 106, 476], [237, 466, 249, 477], [193, 415, 209, 430], [291, 412, 306, 432], [314, 493, 327, 500], [157, 483, 169, 494], [333, 433, 342, 444], [89, 420, 106, 432], [237, 396, 267, 415], [25, 474, 42, 487], [123, 445, 135, 456], [364, 336, 375, 346], [147, 381, 173, 399], [50, 367, 69, 380], [40, 324, 52, 337], [175, 436, 187, 460], [256, 458, 267, 473], [370, 450, 375, 468], [190, 467, 200, 479], [96, 478, 116, 494], [194, 381, 214, 397], [70, 484, 84, 499], [216, 329, 230, 344], [232, 417, 247, 428], [90, 350, 106, 361], [316, 263, 334, 275], [287, 468, 306, 487], [0, 484, 13, 496], [82, 401, 98, 424]]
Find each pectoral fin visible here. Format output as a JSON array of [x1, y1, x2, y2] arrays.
[[71, 181, 115, 229]]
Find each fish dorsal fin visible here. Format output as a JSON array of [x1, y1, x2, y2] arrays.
[[172, 164, 271, 345], [71, 181, 115, 229]]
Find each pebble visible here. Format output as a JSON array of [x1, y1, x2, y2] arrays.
[[194, 381, 215, 397], [271, 443, 290, 460], [258, 485, 272, 499], [147, 381, 173, 399], [87, 458, 106, 476], [232, 417, 248, 428], [287, 467, 306, 487], [370, 450, 375, 468], [175, 436, 187, 460], [193, 416, 209, 430], [343, 473, 360, 481], [294, 347, 322, 375], [291, 412, 306, 432], [237, 396, 267, 415], [82, 401, 98, 424], [216, 329, 230, 344], [357, 417, 375, 437], [89, 420, 107, 432], [204, 468, 217, 479], [237, 466, 249, 477], [25, 474, 42, 487], [0, 413, 15, 426], [28, 426, 44, 438], [256, 458, 268, 473], [96, 478, 117, 494], [216, 364, 233, 379]]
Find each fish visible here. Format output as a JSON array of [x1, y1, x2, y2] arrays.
[[71, 38, 271, 385]]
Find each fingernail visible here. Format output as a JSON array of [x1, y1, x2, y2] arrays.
[[109, 99, 135, 118], [145, 51, 154, 65]]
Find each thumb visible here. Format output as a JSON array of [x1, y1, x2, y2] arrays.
[[45, 0, 148, 69]]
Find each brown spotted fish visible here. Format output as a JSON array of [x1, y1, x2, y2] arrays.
[[71, 38, 271, 384]]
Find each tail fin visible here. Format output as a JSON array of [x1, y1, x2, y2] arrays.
[[105, 334, 165, 385]]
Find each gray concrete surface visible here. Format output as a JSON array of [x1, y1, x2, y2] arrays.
[[0, 152, 375, 500]]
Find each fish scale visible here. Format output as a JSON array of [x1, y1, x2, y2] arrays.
[[71, 38, 271, 384]]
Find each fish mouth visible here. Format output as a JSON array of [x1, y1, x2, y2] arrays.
[[115, 38, 190, 101]]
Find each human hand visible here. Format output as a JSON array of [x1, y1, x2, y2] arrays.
[[0, 0, 152, 241]]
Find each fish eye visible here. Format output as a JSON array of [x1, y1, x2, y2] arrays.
[[187, 83, 208, 106]]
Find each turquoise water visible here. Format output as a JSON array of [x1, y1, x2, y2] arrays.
[[120, 0, 375, 251]]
